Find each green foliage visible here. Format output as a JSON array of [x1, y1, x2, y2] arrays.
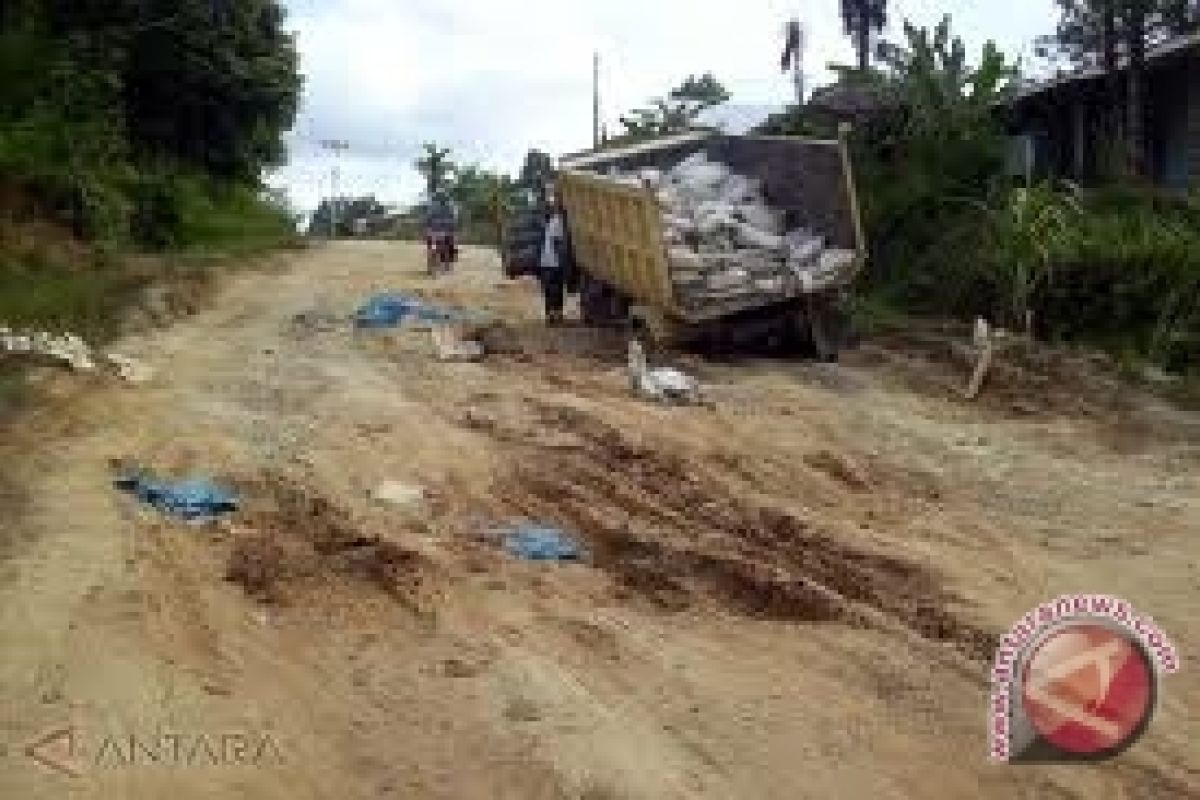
[[615, 74, 731, 144], [763, 15, 1200, 371], [121, 0, 301, 181], [0, 0, 301, 248], [854, 17, 1019, 312], [309, 196, 388, 238], [841, 0, 888, 70], [667, 73, 731, 108], [986, 183, 1084, 332], [0, 246, 146, 341], [1037, 189, 1200, 370], [415, 143, 455, 197]]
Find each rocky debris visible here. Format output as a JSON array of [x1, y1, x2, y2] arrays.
[[605, 154, 856, 311], [371, 481, 426, 508], [430, 324, 485, 362]]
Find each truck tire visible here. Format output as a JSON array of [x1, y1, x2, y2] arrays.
[[631, 305, 683, 347], [580, 274, 630, 328], [579, 273, 605, 325], [795, 294, 843, 362]]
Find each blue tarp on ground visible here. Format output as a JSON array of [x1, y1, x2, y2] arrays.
[[354, 293, 458, 329], [114, 473, 239, 522], [503, 524, 584, 562]]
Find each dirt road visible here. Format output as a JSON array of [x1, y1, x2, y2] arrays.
[[1, 241, 1196, 798]]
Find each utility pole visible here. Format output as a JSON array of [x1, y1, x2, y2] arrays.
[[592, 52, 601, 149], [320, 138, 350, 237]]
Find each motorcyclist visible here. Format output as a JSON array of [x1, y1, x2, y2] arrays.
[[423, 190, 459, 266]]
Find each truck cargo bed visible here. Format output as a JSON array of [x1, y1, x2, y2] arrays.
[[557, 131, 865, 326]]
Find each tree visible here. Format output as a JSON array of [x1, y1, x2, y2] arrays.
[[668, 73, 730, 109], [414, 143, 454, 196], [617, 74, 731, 143], [841, 0, 888, 72], [0, 0, 302, 242], [518, 149, 554, 204], [120, 0, 302, 181]]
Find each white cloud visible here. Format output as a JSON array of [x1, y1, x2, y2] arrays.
[[269, 0, 1057, 211]]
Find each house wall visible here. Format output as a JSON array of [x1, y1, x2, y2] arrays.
[[1150, 60, 1190, 188], [1188, 55, 1200, 189], [1150, 55, 1197, 189]]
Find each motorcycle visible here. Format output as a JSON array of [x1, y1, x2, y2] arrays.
[[426, 232, 457, 277]]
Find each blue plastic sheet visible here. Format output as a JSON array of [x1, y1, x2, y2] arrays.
[[354, 293, 457, 329], [503, 524, 584, 562], [115, 473, 239, 522]]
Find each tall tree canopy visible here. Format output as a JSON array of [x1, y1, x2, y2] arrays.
[[841, 0, 889, 71], [0, 0, 302, 240], [121, 0, 301, 181], [415, 143, 454, 197]]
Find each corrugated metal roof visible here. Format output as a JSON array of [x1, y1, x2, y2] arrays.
[[558, 131, 714, 170]]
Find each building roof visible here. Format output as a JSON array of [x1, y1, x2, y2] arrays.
[[1013, 30, 1200, 103], [692, 103, 783, 135], [558, 130, 714, 170]]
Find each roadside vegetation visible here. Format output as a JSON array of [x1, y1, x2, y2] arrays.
[[0, 0, 302, 365], [761, 6, 1200, 379]]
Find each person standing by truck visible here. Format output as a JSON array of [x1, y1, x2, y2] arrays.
[[538, 197, 570, 325]]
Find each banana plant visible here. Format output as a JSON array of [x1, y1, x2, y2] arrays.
[[990, 183, 1082, 334]]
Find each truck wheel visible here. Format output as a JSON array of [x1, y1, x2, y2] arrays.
[[580, 276, 630, 328], [631, 305, 682, 347], [796, 295, 841, 363], [580, 274, 607, 326]]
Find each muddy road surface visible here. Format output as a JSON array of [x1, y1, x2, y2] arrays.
[[1, 241, 1197, 798]]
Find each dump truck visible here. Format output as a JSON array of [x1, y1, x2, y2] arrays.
[[553, 128, 866, 358]]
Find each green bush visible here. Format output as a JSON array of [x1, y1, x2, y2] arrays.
[[0, 247, 146, 341], [129, 170, 295, 254], [1037, 190, 1200, 371]]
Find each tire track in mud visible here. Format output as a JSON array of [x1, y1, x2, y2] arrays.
[[491, 401, 998, 661], [222, 474, 438, 614]]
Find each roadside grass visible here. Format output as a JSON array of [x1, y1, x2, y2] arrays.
[[0, 203, 299, 423]]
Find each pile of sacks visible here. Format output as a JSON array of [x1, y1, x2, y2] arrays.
[[606, 153, 855, 310]]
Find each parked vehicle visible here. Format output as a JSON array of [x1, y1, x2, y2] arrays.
[[501, 207, 546, 279]]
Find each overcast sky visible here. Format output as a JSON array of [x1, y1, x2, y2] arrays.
[[268, 0, 1058, 212]]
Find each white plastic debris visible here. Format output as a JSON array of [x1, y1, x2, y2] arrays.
[[627, 340, 702, 406], [1, 326, 96, 371], [372, 481, 426, 508], [105, 352, 155, 384]]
